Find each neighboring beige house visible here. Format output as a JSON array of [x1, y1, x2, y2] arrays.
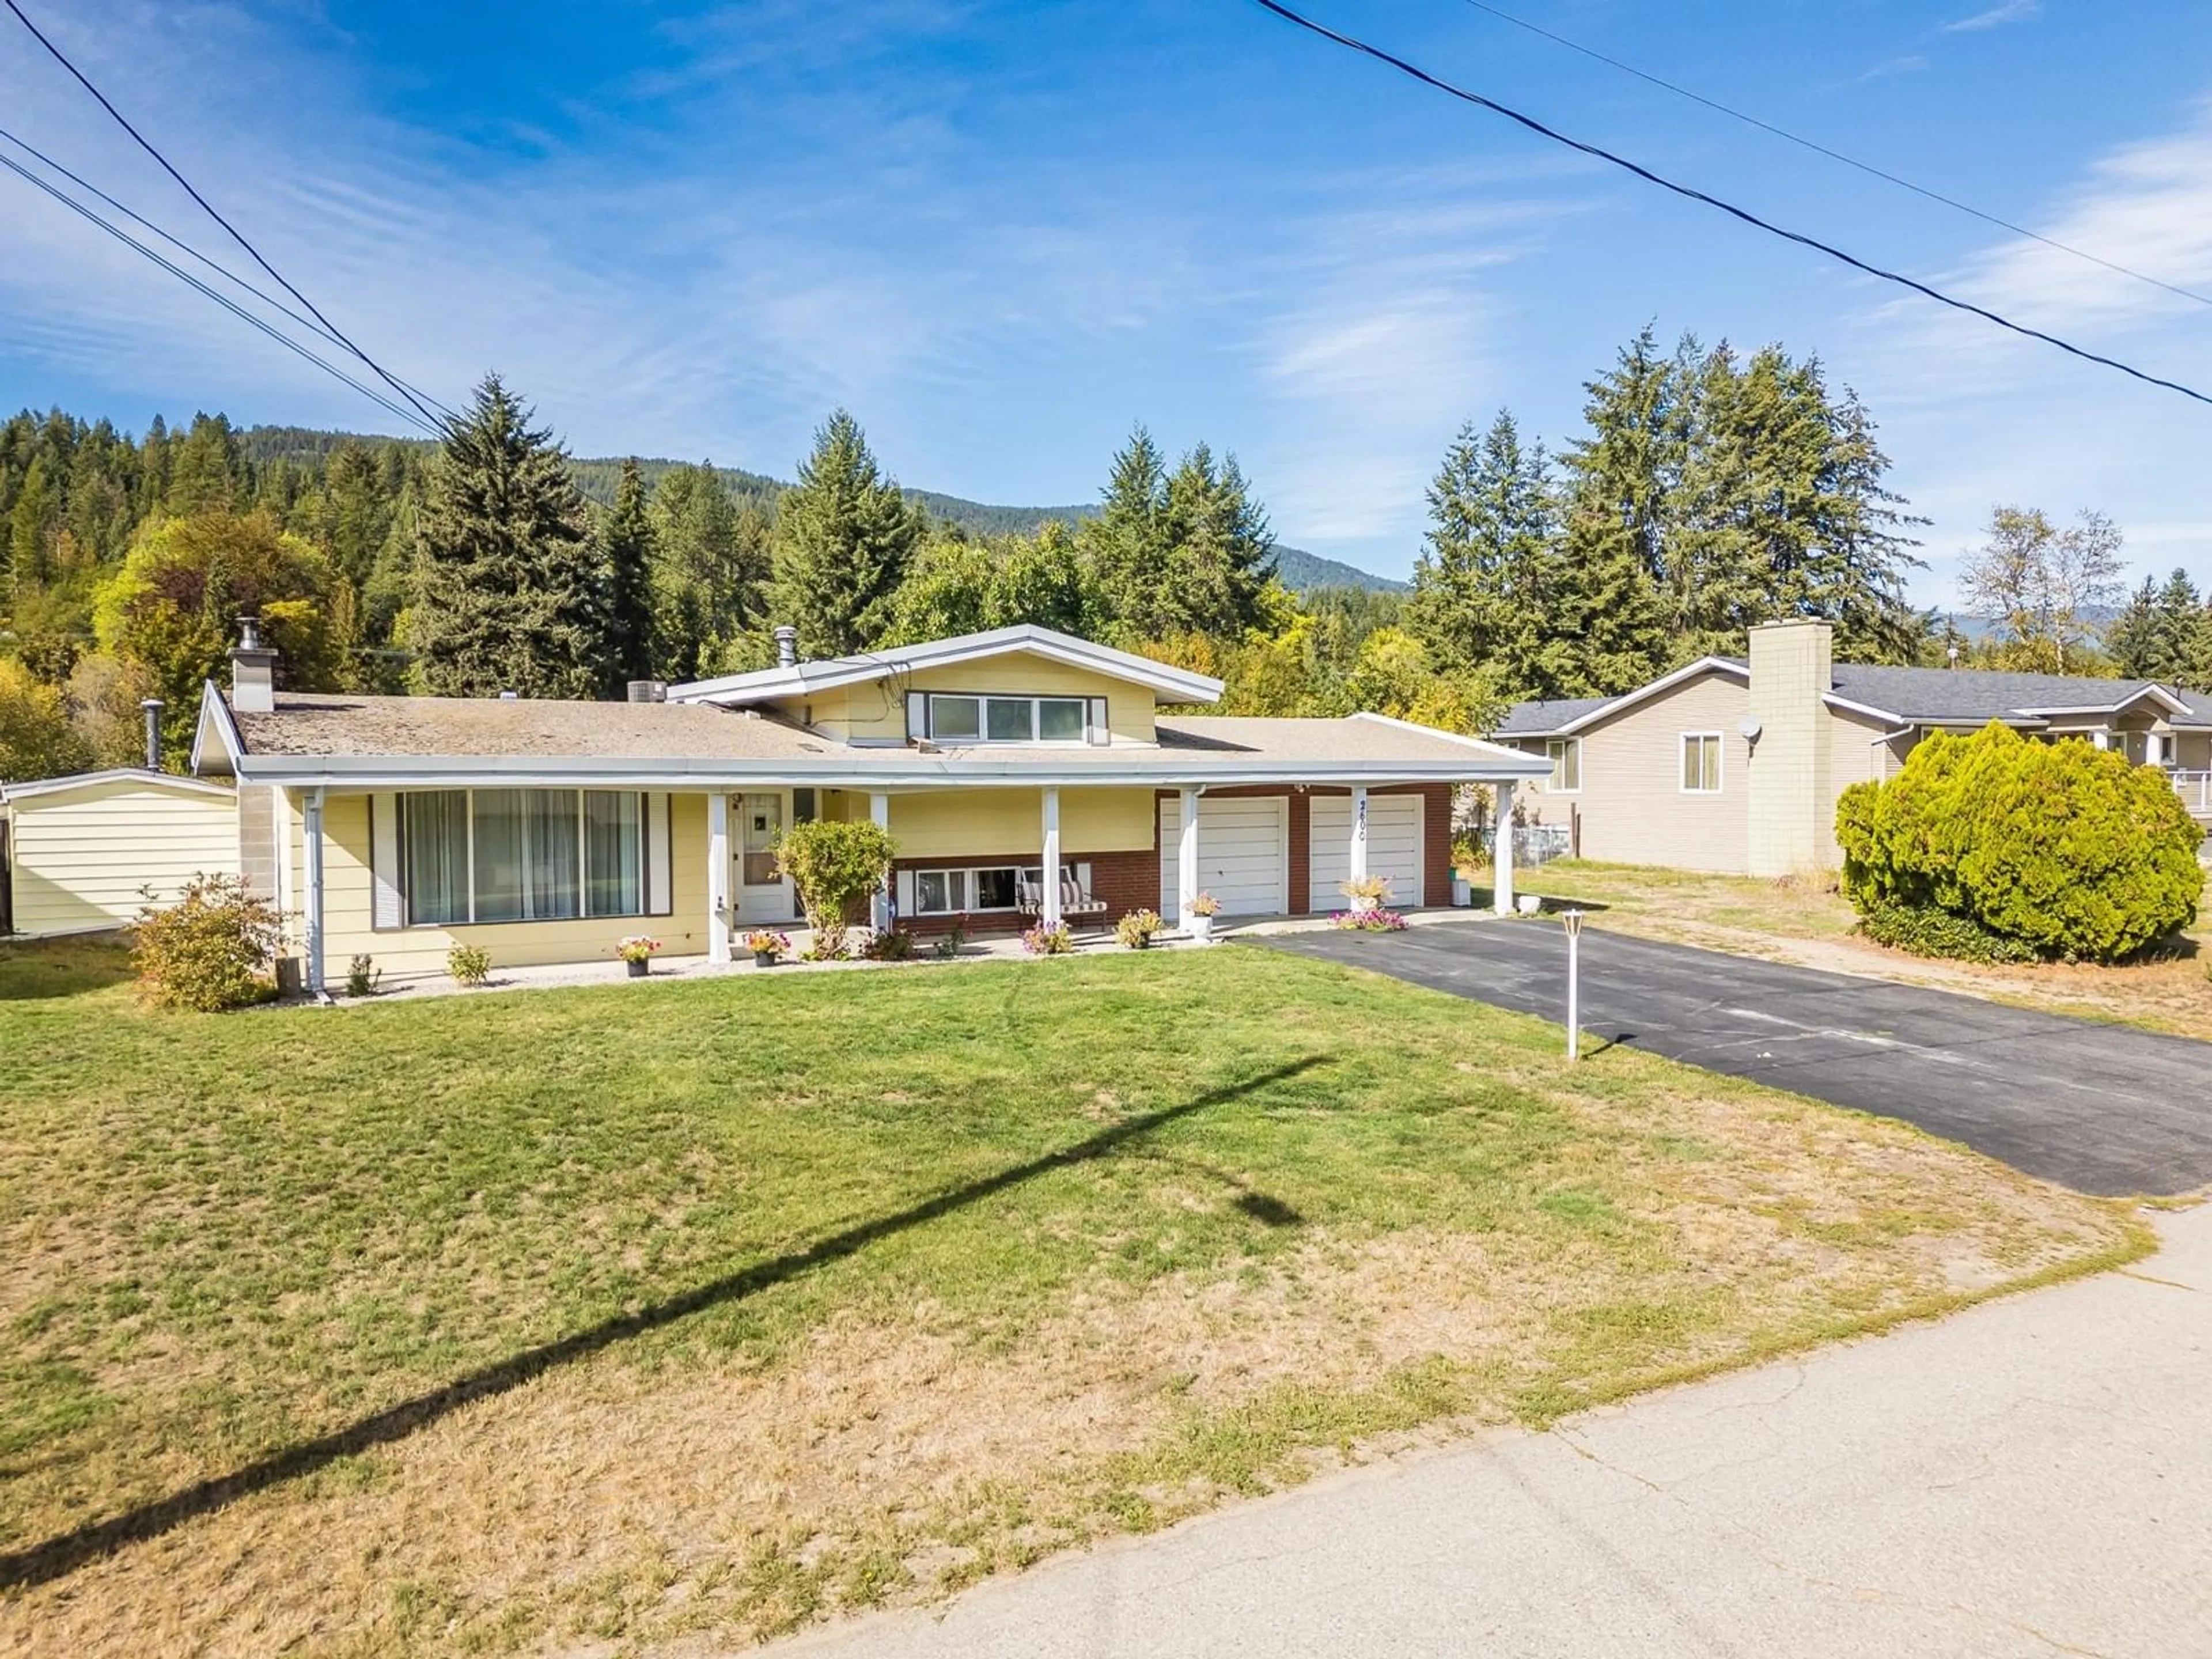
[[1494, 619, 2212, 877], [173, 622, 1547, 990], [0, 769, 239, 937]]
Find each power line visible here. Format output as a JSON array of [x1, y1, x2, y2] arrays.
[[0, 150, 440, 435], [1248, 0, 2212, 408], [2, 0, 449, 429], [1457, 0, 2212, 312], [0, 124, 454, 422]]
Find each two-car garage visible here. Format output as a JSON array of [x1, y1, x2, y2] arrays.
[[1158, 791, 1427, 918]]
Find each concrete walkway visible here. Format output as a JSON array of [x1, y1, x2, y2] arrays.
[[1261, 921, 2212, 1197], [772, 1206, 2212, 1659]]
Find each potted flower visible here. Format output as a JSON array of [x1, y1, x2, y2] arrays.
[[744, 928, 790, 968], [1022, 920, 1075, 955], [616, 935, 662, 978], [1184, 891, 1221, 944], [1339, 874, 1392, 916], [1116, 907, 1164, 950]]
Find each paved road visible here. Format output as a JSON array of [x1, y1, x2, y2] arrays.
[[1261, 922, 2212, 1198], [771, 1206, 2212, 1659]]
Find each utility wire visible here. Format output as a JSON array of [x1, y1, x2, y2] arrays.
[[1249, 0, 2212, 408], [0, 151, 440, 434], [0, 123, 454, 422], [3, 0, 449, 429], [1457, 0, 2212, 312]]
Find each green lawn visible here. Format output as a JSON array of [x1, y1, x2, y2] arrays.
[[0, 935, 2142, 1657]]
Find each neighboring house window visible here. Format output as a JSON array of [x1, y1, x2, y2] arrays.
[[912, 865, 1040, 914], [399, 789, 652, 925], [925, 693, 1093, 744], [1545, 737, 1582, 793], [1680, 733, 1723, 794]]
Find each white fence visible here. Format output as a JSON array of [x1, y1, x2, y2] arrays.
[[1475, 824, 1575, 866], [2174, 770, 2212, 817]]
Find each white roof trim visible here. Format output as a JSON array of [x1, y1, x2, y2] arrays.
[[1349, 711, 1554, 771], [1, 766, 235, 805], [666, 624, 1224, 707], [1552, 657, 1749, 736], [1821, 691, 1906, 724], [2017, 684, 2192, 718], [190, 679, 247, 777]]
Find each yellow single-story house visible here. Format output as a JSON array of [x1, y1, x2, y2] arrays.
[[1493, 618, 2212, 876], [184, 621, 1550, 990], [0, 767, 239, 938]]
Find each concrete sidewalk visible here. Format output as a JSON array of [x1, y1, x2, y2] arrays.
[[771, 1206, 2212, 1658]]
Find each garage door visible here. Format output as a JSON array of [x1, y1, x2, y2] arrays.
[[1159, 796, 1289, 917], [1309, 793, 1424, 910]]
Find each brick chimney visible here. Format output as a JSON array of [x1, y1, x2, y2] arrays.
[[230, 615, 277, 714], [1746, 619, 1834, 876]]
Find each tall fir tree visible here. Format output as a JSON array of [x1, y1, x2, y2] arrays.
[[600, 457, 659, 690], [647, 461, 768, 678], [1158, 442, 1276, 638], [1080, 425, 1175, 634], [410, 376, 607, 699], [2108, 569, 2209, 685], [769, 411, 921, 657], [1555, 328, 1676, 694]]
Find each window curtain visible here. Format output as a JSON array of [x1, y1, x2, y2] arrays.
[[524, 790, 581, 919], [584, 791, 643, 917], [403, 792, 469, 925]]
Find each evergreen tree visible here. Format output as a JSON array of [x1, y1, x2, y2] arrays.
[[7, 454, 53, 592], [317, 440, 395, 591], [1555, 329, 1676, 693], [1406, 411, 1574, 697], [648, 461, 768, 678], [600, 457, 659, 689], [1081, 425, 1275, 639], [164, 413, 250, 515], [411, 376, 607, 699], [2108, 569, 2209, 684], [769, 411, 920, 657], [1080, 425, 1174, 632]]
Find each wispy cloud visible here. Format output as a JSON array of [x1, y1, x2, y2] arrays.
[[1859, 55, 1930, 82], [1942, 1, 2039, 33]]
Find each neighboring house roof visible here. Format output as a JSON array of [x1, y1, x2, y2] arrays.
[[666, 623, 1226, 707], [192, 691, 1548, 790], [0, 767, 236, 806], [1496, 656, 2208, 738]]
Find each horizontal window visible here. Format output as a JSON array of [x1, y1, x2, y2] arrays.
[[1680, 733, 1722, 794], [909, 865, 1044, 915], [925, 692, 1094, 745], [397, 789, 656, 925]]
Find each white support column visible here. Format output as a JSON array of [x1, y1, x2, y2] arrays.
[[2149, 730, 2169, 767], [2092, 730, 2111, 751], [1493, 781, 1517, 916], [871, 793, 892, 930], [302, 786, 327, 997], [707, 793, 730, 964], [1349, 785, 1370, 885], [1177, 786, 1201, 926], [1041, 787, 1063, 929]]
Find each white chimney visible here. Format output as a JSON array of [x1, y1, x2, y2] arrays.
[[230, 616, 277, 714]]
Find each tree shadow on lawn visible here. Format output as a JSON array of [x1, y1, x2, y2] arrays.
[[0, 1055, 1328, 1592], [0, 935, 137, 1001]]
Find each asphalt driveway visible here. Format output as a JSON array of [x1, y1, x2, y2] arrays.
[[1259, 921, 2212, 1197]]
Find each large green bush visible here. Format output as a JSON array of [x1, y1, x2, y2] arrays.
[[1836, 722, 2203, 963], [773, 818, 896, 957], [132, 873, 285, 1011]]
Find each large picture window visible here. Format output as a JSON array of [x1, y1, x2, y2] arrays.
[[397, 789, 655, 925]]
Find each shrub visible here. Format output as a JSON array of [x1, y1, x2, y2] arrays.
[[1021, 921, 1075, 955], [934, 916, 968, 959], [1837, 722, 2204, 963], [863, 926, 918, 961], [448, 943, 492, 987], [774, 819, 895, 960], [1115, 908, 1165, 949], [1854, 899, 2039, 965], [132, 873, 284, 1010], [346, 953, 382, 998]]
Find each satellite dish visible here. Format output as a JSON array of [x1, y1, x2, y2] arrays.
[[1738, 715, 1763, 743]]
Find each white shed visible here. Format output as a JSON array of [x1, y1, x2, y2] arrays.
[[1, 770, 239, 938]]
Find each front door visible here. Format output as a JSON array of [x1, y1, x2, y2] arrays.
[[734, 792, 793, 923]]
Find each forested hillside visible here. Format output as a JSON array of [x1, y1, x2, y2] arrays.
[[10, 323, 2133, 786]]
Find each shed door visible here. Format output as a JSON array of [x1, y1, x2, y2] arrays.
[[1309, 793, 1424, 910], [1158, 796, 1289, 917]]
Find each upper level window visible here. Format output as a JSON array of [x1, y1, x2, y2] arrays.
[[1680, 732, 1722, 794], [1545, 737, 1581, 793], [923, 692, 1094, 745]]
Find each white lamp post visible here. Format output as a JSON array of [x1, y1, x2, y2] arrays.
[[1562, 908, 1584, 1062]]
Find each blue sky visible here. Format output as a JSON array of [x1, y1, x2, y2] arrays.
[[5, 1, 2212, 604]]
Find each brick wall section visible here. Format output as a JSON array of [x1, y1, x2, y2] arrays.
[[1287, 791, 1311, 915], [889, 849, 1158, 934], [1418, 783, 1452, 907]]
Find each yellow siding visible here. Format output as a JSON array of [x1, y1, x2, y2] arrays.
[[301, 791, 712, 984], [768, 651, 1159, 742], [8, 781, 238, 937], [884, 786, 1156, 858], [1565, 671, 1752, 873]]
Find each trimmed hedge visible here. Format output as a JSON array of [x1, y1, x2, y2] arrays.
[[1836, 722, 2204, 964], [1853, 899, 2039, 965]]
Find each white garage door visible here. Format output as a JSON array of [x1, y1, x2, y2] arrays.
[[1309, 793, 1424, 910], [1159, 796, 1289, 917]]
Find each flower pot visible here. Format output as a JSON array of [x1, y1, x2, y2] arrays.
[[753, 950, 777, 968], [1188, 913, 1213, 945], [626, 958, 650, 978]]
